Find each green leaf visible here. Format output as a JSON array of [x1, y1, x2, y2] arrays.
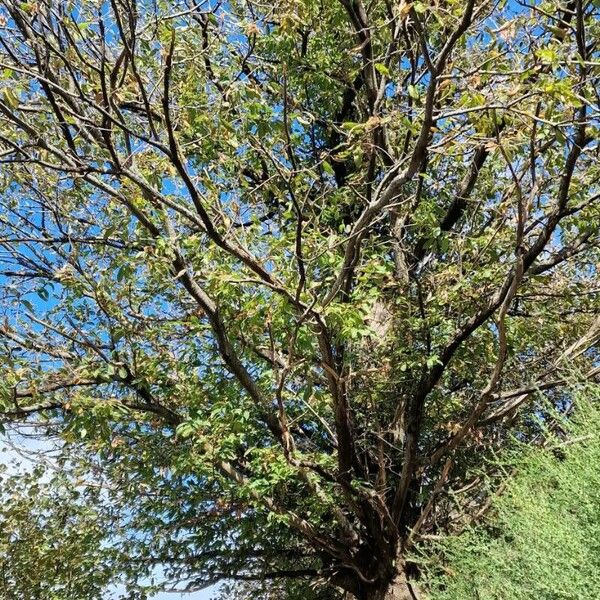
[[322, 160, 335, 176], [21, 299, 34, 312], [36, 287, 49, 301], [374, 62, 390, 76]]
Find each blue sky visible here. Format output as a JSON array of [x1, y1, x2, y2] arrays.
[[118, 585, 214, 600]]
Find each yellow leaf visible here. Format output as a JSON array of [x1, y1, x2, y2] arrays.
[[398, 1, 412, 18], [3, 88, 19, 108]]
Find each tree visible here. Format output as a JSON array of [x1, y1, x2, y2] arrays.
[[0, 462, 116, 600], [0, 0, 598, 598]]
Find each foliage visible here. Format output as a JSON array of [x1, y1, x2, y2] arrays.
[[0, 0, 597, 598], [421, 382, 600, 600], [0, 461, 116, 600]]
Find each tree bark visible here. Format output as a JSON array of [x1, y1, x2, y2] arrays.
[[363, 565, 421, 600]]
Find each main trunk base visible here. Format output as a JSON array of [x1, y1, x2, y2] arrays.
[[364, 569, 420, 600]]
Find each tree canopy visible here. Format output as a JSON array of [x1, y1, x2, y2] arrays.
[[0, 1, 598, 599]]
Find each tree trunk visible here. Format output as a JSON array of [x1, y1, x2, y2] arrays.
[[377, 579, 419, 600], [363, 563, 422, 600]]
